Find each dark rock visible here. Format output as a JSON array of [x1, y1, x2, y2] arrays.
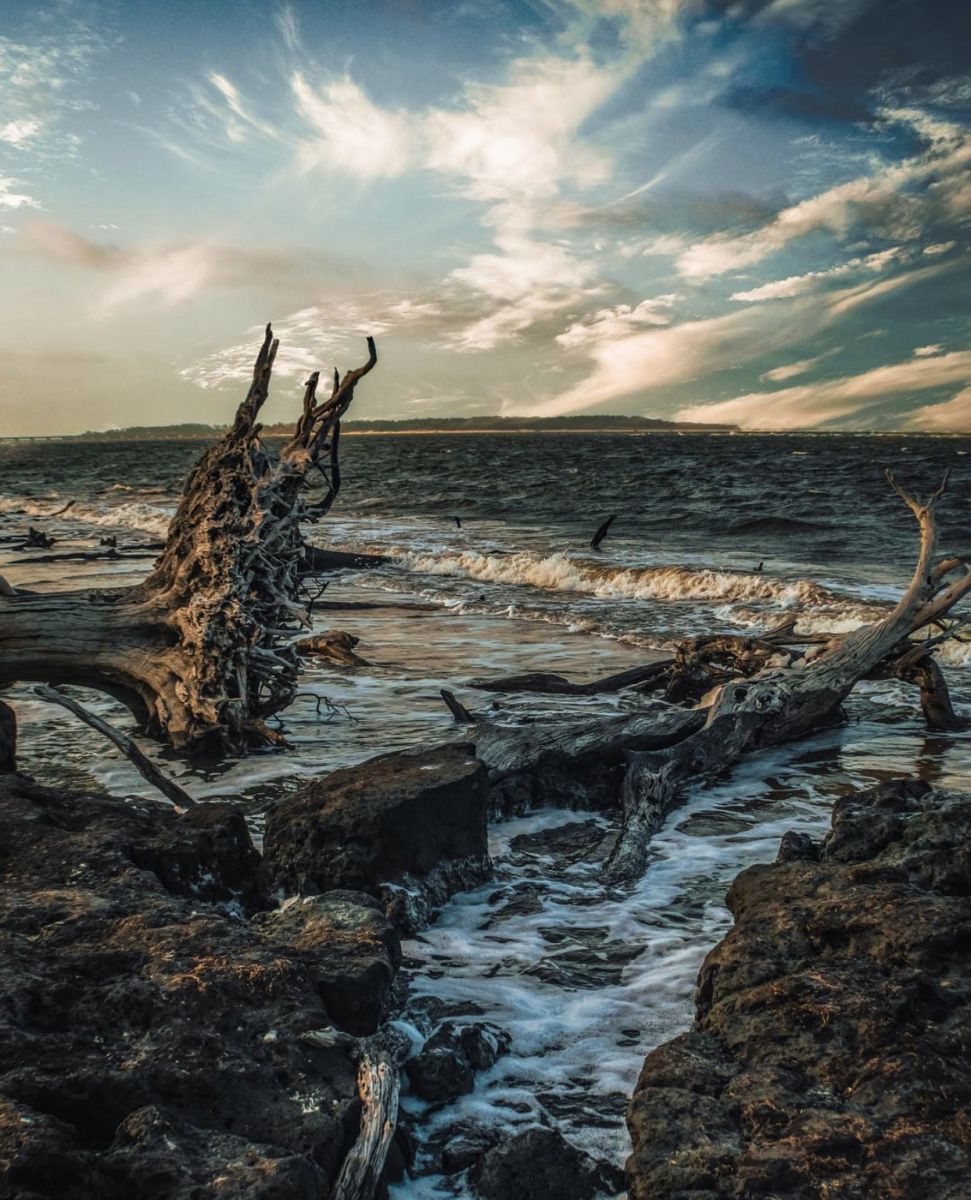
[[0, 774, 382, 1199], [406, 1021, 511, 1102], [471, 1127, 623, 1200], [627, 777, 971, 1200], [263, 744, 491, 932], [439, 1126, 501, 1173], [254, 892, 401, 1035], [508, 819, 604, 862], [775, 830, 819, 862], [128, 801, 269, 914]]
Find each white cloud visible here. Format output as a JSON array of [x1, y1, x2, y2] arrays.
[[424, 55, 614, 205], [0, 174, 38, 209], [519, 263, 950, 418], [556, 295, 680, 349], [292, 73, 417, 179], [444, 232, 604, 351], [675, 350, 971, 431], [184, 296, 440, 389], [913, 344, 943, 357], [0, 16, 111, 173], [761, 356, 824, 382], [924, 241, 957, 256], [730, 248, 903, 302], [670, 109, 971, 280], [908, 385, 971, 431]]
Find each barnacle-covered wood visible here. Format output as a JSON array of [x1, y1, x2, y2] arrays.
[[0, 326, 377, 753]]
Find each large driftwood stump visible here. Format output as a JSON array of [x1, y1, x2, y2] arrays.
[[0, 326, 376, 754]]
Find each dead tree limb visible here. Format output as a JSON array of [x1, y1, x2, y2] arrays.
[[33, 686, 197, 809], [468, 659, 672, 696], [0, 700, 15, 772], [330, 1048, 399, 1200], [0, 327, 377, 753], [469, 471, 969, 881]]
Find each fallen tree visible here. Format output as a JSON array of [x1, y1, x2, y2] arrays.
[[471, 472, 970, 882], [0, 326, 376, 754]]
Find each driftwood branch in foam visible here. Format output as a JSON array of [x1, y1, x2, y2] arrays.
[[33, 686, 198, 810]]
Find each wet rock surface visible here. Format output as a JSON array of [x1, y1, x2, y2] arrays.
[[0, 773, 382, 1199], [471, 1126, 624, 1200], [263, 743, 491, 932], [627, 778, 971, 1200], [253, 891, 401, 1035], [406, 1020, 511, 1102]]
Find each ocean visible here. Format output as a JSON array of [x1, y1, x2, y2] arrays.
[[2, 430, 970, 1194]]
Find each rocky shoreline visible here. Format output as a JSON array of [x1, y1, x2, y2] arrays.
[[628, 778, 971, 1200], [1, 754, 969, 1199]]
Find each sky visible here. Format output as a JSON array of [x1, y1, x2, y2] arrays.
[[0, 0, 969, 436]]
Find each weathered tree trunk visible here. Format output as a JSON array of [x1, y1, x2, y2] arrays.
[[469, 472, 970, 882], [0, 326, 377, 753]]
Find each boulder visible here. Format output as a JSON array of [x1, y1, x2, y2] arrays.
[[254, 891, 400, 1035], [263, 744, 491, 931], [627, 778, 971, 1200], [405, 1020, 511, 1103], [471, 1127, 623, 1200], [128, 800, 269, 914], [0, 773, 382, 1199]]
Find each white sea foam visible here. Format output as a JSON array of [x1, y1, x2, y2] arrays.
[[398, 550, 832, 607], [0, 494, 173, 538]]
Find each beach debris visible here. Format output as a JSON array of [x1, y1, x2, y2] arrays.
[[24, 526, 56, 549], [590, 512, 617, 550], [32, 684, 197, 810], [294, 629, 368, 666], [440, 687, 475, 723]]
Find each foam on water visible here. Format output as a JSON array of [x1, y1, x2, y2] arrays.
[[3, 433, 971, 1199], [398, 549, 831, 607], [391, 690, 971, 1198]]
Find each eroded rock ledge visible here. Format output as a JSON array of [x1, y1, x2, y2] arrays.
[[627, 778, 971, 1200], [0, 773, 398, 1199]]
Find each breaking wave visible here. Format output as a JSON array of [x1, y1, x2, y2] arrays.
[[398, 550, 833, 607], [0, 495, 173, 538]]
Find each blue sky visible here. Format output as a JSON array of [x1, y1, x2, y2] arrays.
[[1, 0, 969, 435]]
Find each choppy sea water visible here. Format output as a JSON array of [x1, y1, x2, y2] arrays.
[[1, 431, 970, 1195]]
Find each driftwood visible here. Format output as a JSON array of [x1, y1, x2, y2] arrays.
[[330, 1049, 400, 1200], [294, 631, 368, 666], [0, 700, 15, 772], [591, 513, 617, 550], [468, 660, 672, 696], [33, 685, 197, 809], [0, 326, 377, 752], [467, 472, 970, 880], [24, 527, 56, 549]]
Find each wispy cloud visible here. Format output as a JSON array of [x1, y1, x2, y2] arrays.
[[676, 350, 971, 430], [0, 174, 38, 209], [0, 7, 113, 167], [520, 263, 950, 418], [730, 248, 904, 302], [21, 221, 297, 308], [665, 109, 971, 280], [183, 296, 442, 389]]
